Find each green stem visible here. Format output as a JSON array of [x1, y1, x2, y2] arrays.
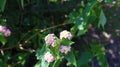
[[52, 59, 61, 67]]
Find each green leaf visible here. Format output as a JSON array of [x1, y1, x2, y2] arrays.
[[90, 44, 108, 67], [35, 45, 49, 67], [105, 0, 112, 4], [75, 17, 85, 30], [50, 46, 58, 57], [77, 29, 87, 36], [35, 44, 46, 60], [50, 43, 61, 57], [0, 33, 6, 45], [90, 44, 107, 56], [78, 51, 93, 66], [0, 0, 7, 12], [0, 59, 7, 67], [69, 12, 80, 23], [34, 60, 41, 67], [60, 38, 74, 46], [91, 45, 102, 53], [20, 0, 24, 8], [64, 51, 77, 67], [82, 0, 97, 21], [41, 58, 49, 67], [98, 10, 107, 29], [97, 55, 109, 67], [74, 0, 97, 36], [52, 59, 61, 67], [49, 0, 57, 2], [70, 26, 77, 37]]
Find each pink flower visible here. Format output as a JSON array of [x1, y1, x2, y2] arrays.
[[60, 45, 71, 54], [105, 1, 116, 8], [0, 25, 3, 32], [0, 25, 11, 37], [45, 34, 55, 45], [44, 52, 54, 62], [3, 29, 11, 37], [60, 30, 72, 40], [105, 4, 113, 8], [51, 39, 60, 47]]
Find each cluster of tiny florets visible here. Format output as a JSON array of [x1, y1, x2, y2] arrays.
[[44, 30, 72, 62], [0, 25, 11, 37]]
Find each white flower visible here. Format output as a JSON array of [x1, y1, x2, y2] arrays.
[[60, 30, 72, 40]]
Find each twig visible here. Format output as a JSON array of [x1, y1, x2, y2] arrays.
[[0, 22, 72, 51]]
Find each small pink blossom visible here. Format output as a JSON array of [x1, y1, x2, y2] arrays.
[[105, 1, 116, 8], [0, 25, 3, 32], [60, 45, 71, 54], [60, 30, 72, 40], [3, 29, 11, 37], [44, 52, 54, 62], [105, 4, 113, 8], [51, 39, 60, 47], [0, 25, 11, 37], [45, 34, 55, 45]]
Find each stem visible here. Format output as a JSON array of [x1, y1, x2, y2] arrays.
[[52, 59, 61, 67], [0, 22, 72, 51]]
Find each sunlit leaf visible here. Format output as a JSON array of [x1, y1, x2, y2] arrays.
[[77, 29, 87, 36], [41, 58, 49, 67], [34, 60, 41, 67], [49, 0, 57, 2], [35, 44, 46, 60], [74, 0, 97, 36], [70, 26, 77, 36], [60, 38, 74, 46], [98, 10, 107, 29], [20, 0, 24, 9], [0, 0, 7, 12], [0, 33, 7, 45]]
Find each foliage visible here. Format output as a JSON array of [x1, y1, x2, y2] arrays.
[[0, 0, 118, 67]]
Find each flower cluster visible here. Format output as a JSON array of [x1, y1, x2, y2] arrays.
[[44, 30, 73, 62], [45, 34, 56, 47], [0, 25, 11, 37], [98, 0, 116, 8], [105, 1, 116, 8], [60, 45, 71, 54], [60, 30, 72, 40], [44, 52, 54, 62]]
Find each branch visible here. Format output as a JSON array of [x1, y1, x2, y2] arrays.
[[0, 22, 72, 51]]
